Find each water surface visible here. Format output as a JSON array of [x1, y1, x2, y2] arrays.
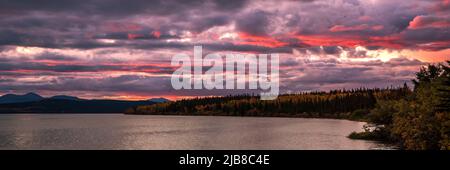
[[0, 114, 386, 150]]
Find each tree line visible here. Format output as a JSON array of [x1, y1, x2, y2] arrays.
[[126, 86, 411, 120]]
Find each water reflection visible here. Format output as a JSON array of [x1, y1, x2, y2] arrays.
[[0, 114, 387, 150]]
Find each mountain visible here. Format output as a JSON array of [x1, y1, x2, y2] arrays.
[[0, 92, 44, 104], [148, 97, 171, 103], [0, 92, 158, 113], [50, 95, 82, 101], [0, 99, 156, 113]]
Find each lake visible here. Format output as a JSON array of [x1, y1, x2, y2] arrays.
[[0, 114, 388, 150]]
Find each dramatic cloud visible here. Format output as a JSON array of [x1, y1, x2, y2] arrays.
[[0, 0, 448, 100], [408, 15, 450, 29]]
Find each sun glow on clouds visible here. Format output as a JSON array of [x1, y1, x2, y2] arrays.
[[0, 0, 449, 99], [166, 38, 191, 43], [237, 33, 288, 48], [296, 45, 420, 63], [15, 46, 45, 55], [99, 95, 187, 101], [369, 0, 379, 4], [97, 39, 116, 44], [219, 32, 238, 40], [401, 49, 450, 63], [366, 48, 400, 62]]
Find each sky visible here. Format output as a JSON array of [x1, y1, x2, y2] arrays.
[[0, 0, 449, 100]]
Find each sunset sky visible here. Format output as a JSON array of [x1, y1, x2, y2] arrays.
[[0, 0, 449, 100]]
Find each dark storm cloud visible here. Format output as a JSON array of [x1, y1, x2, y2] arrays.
[[202, 42, 293, 53], [0, 73, 268, 97], [236, 10, 271, 36], [130, 41, 293, 53], [188, 15, 231, 33], [279, 58, 422, 93], [213, 0, 249, 11], [0, 0, 248, 17], [383, 57, 424, 67], [0, 28, 102, 49], [322, 46, 342, 54], [0, 0, 248, 49], [0, 29, 23, 45], [92, 31, 178, 40], [294, 67, 380, 84], [0, 75, 173, 93], [0, 61, 175, 73], [0, 62, 120, 72], [1, 0, 448, 51], [403, 28, 450, 42], [388, 15, 416, 33]]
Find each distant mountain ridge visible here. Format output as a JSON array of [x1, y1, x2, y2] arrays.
[[0, 92, 161, 113], [0, 92, 44, 104], [50, 95, 82, 101], [148, 97, 171, 103]]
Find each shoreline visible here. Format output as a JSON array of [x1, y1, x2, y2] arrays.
[[124, 112, 368, 121]]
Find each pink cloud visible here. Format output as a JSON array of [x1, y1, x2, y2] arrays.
[[151, 31, 161, 38], [101, 22, 143, 32], [127, 33, 143, 40], [433, 0, 450, 12], [408, 15, 450, 29], [329, 24, 384, 32], [236, 32, 288, 48], [358, 16, 373, 22]]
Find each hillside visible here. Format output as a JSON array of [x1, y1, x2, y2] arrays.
[[0, 99, 155, 113]]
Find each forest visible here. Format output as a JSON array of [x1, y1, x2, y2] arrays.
[[126, 84, 411, 120]]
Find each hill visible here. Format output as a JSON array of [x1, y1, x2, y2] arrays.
[[148, 97, 171, 103], [0, 92, 44, 104], [0, 98, 155, 113]]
